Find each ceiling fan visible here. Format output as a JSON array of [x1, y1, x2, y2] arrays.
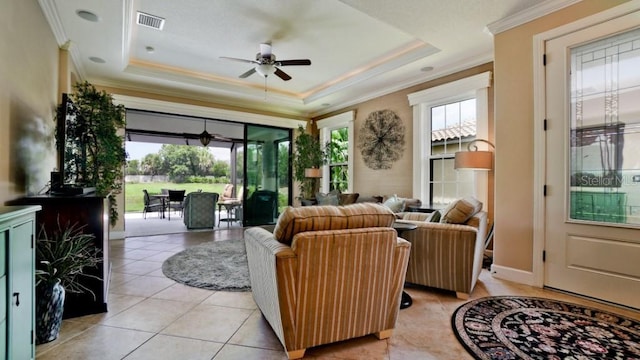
[[192, 119, 232, 147], [221, 43, 311, 81]]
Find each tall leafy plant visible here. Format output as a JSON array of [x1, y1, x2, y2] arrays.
[[59, 81, 126, 225], [292, 125, 326, 200]]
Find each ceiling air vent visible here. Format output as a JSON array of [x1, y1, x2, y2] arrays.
[[136, 11, 165, 30]]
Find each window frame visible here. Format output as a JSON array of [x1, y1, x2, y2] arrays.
[[408, 72, 492, 207], [316, 111, 355, 193]]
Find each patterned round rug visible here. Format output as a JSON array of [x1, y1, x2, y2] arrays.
[[162, 239, 250, 291], [452, 296, 640, 359]]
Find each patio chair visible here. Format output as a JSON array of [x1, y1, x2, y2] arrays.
[[167, 189, 186, 220], [244, 189, 278, 226], [142, 189, 164, 219], [183, 192, 219, 229]]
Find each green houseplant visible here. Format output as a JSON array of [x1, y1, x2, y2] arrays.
[[35, 221, 102, 344], [57, 81, 126, 226], [292, 125, 326, 203]]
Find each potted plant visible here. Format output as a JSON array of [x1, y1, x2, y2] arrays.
[[57, 81, 127, 226], [35, 220, 102, 344], [292, 125, 327, 204]]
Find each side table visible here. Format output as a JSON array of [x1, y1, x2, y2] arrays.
[[392, 221, 417, 309], [218, 200, 242, 227]]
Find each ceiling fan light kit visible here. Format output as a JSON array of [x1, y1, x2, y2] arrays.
[[221, 43, 311, 82]]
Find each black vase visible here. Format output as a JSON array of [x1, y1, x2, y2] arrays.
[[36, 280, 66, 344]]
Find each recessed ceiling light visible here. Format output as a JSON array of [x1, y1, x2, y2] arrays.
[[420, 66, 434, 72], [76, 10, 100, 22], [89, 56, 106, 64], [145, 46, 155, 53]]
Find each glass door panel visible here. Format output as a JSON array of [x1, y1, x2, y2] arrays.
[[244, 124, 291, 226], [569, 27, 640, 226]]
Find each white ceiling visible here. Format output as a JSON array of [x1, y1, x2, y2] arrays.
[[39, 0, 578, 119]]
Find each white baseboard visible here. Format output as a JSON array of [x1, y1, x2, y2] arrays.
[[110, 231, 125, 240], [490, 264, 536, 286]]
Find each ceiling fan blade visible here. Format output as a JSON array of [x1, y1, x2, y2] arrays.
[[220, 56, 259, 65], [239, 68, 256, 78], [211, 133, 233, 142], [277, 59, 311, 66], [259, 43, 272, 57], [274, 67, 292, 81]]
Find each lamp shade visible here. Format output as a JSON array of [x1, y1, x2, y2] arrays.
[[454, 150, 493, 170], [304, 168, 322, 178]]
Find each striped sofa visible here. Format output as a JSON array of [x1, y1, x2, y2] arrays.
[[244, 203, 411, 359], [397, 210, 488, 299]]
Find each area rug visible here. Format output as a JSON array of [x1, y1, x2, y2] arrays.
[[161, 239, 250, 291], [452, 296, 640, 359]]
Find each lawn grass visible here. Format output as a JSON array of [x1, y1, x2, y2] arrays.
[[125, 182, 226, 213]]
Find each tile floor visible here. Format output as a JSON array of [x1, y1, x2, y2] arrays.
[[36, 228, 640, 360]]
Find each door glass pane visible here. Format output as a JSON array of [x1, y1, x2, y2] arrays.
[[569, 27, 640, 225], [244, 125, 291, 226]]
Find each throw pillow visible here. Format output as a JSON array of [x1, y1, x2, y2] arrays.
[[338, 193, 360, 205], [429, 210, 442, 222], [356, 195, 383, 203], [273, 203, 396, 245], [440, 197, 482, 224], [382, 194, 405, 213], [316, 190, 340, 206]]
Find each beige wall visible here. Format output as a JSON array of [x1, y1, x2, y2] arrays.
[[493, 0, 629, 272], [317, 63, 494, 221], [0, 0, 58, 203]]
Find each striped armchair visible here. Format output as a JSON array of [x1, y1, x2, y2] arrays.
[[244, 203, 411, 359], [398, 211, 488, 299]]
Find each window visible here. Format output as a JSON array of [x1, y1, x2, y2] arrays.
[[430, 99, 477, 206], [408, 72, 491, 207], [317, 111, 355, 193], [327, 127, 348, 191]]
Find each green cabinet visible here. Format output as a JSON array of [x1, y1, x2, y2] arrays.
[[0, 205, 40, 360]]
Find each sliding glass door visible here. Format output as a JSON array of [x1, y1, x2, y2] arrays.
[[243, 124, 291, 226]]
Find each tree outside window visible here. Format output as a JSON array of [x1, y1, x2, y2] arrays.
[[327, 127, 348, 192]]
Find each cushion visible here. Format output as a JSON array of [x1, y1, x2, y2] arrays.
[[403, 198, 422, 210], [382, 194, 405, 213], [273, 203, 396, 245], [356, 195, 383, 203], [402, 212, 431, 221], [338, 193, 359, 205], [221, 184, 233, 198], [429, 210, 442, 222], [316, 191, 339, 205], [440, 197, 482, 224]]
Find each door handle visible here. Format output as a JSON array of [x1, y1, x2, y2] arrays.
[[13, 292, 20, 306]]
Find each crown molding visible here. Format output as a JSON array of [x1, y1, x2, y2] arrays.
[[486, 0, 582, 35], [121, 0, 134, 68], [311, 50, 493, 118], [38, 0, 86, 79], [303, 41, 439, 104]]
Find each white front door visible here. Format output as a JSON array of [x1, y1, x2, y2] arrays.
[[544, 12, 640, 309]]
